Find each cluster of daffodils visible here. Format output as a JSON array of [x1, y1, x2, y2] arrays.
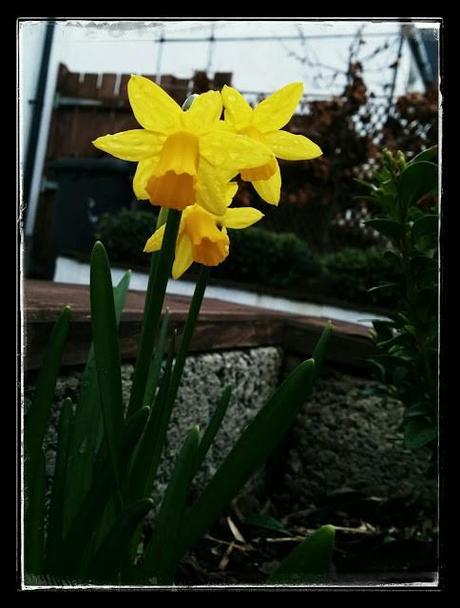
[[93, 76, 322, 279]]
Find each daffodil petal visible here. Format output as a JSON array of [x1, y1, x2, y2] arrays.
[[264, 130, 322, 160], [195, 159, 230, 216], [222, 207, 264, 229], [221, 85, 253, 131], [183, 90, 222, 133], [252, 82, 304, 132], [252, 160, 281, 205], [92, 130, 164, 161], [128, 74, 181, 133], [133, 157, 159, 199], [172, 234, 194, 279], [200, 131, 273, 174], [225, 182, 239, 207], [143, 224, 166, 252]]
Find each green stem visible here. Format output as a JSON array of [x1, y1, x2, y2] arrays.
[[127, 209, 181, 419], [145, 266, 209, 500], [167, 266, 209, 406]]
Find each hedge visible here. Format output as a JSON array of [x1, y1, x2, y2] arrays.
[[95, 209, 398, 310]]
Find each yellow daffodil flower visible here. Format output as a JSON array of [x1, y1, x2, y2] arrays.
[[92, 75, 273, 215], [221, 82, 323, 205], [144, 183, 264, 279]]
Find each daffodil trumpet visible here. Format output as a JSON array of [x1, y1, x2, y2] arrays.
[[92, 75, 273, 215]]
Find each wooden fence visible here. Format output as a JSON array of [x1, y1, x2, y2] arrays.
[[46, 64, 233, 160]]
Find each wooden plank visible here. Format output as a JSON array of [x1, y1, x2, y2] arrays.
[[97, 73, 118, 100], [23, 281, 375, 372], [77, 73, 99, 99]]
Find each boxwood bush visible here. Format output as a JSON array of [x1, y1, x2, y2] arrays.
[[213, 227, 322, 291], [95, 208, 157, 268], [320, 247, 400, 309], [95, 209, 398, 310]]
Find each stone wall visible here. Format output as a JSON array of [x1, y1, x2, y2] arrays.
[[281, 369, 435, 510], [27, 349, 434, 512], [32, 347, 283, 501]]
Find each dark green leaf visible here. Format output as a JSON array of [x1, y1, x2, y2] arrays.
[[383, 250, 401, 266], [412, 215, 438, 241], [367, 282, 399, 294], [25, 306, 71, 490], [404, 418, 437, 449], [364, 218, 402, 240], [195, 386, 232, 473], [268, 525, 335, 584], [90, 242, 126, 506], [408, 146, 438, 166], [177, 358, 318, 558], [58, 406, 151, 577], [25, 449, 46, 575], [244, 513, 291, 536], [144, 310, 170, 407], [45, 398, 74, 573], [127, 210, 181, 418], [128, 333, 175, 502], [65, 270, 131, 533], [398, 161, 438, 208], [312, 320, 333, 380], [130, 266, 209, 502], [142, 427, 200, 584], [89, 498, 153, 583]]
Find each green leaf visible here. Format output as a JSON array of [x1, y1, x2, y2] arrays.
[[89, 498, 153, 583], [177, 358, 318, 559], [25, 305, 71, 491], [128, 333, 175, 502], [268, 525, 335, 584], [58, 406, 151, 577], [144, 310, 170, 407], [65, 270, 131, 533], [124, 406, 150, 459], [398, 161, 438, 208], [195, 385, 232, 473], [142, 427, 200, 585], [25, 448, 46, 575], [367, 282, 399, 294], [312, 320, 333, 380], [408, 146, 438, 166], [383, 250, 401, 266], [127, 210, 181, 418], [129, 266, 209, 501], [244, 513, 291, 536], [45, 398, 74, 573], [364, 218, 402, 240], [165, 266, 209, 417], [412, 215, 438, 241], [90, 242, 126, 506], [354, 178, 378, 192], [404, 418, 437, 450]]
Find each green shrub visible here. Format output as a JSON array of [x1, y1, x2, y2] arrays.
[[360, 147, 438, 457], [94, 209, 399, 310], [213, 227, 322, 290], [320, 247, 400, 309], [95, 208, 157, 268]]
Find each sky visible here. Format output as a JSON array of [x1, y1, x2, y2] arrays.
[[21, 19, 437, 95]]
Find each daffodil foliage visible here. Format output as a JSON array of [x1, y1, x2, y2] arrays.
[[93, 76, 322, 278], [24, 78, 333, 587]]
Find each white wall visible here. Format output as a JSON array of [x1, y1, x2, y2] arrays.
[[18, 21, 47, 162]]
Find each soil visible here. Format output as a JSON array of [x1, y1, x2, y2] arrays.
[[172, 488, 437, 586]]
